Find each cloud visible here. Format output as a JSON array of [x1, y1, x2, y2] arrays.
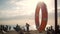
[[0, 0, 23, 10], [0, 8, 60, 21], [0, 0, 60, 26], [0, 10, 34, 21], [0, 0, 36, 21], [0, 0, 60, 21]]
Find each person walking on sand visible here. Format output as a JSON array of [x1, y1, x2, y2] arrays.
[[26, 23, 30, 32]]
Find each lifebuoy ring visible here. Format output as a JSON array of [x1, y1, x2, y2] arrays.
[[35, 2, 48, 32]]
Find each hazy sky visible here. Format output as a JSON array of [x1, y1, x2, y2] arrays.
[[0, 0, 60, 30]]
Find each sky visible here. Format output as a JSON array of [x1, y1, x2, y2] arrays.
[[0, 0, 60, 30]]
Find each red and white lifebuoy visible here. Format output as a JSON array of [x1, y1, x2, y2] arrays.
[[35, 2, 48, 32]]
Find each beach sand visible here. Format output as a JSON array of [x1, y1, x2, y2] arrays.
[[0, 30, 47, 34]]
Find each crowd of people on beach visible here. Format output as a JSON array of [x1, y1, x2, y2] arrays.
[[0, 23, 30, 34], [0, 25, 11, 34], [46, 25, 60, 34], [13, 23, 30, 34], [0, 23, 60, 34]]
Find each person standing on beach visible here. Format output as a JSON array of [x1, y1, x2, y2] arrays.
[[9, 26, 11, 31], [26, 23, 30, 32], [14, 24, 24, 34], [14, 24, 21, 32]]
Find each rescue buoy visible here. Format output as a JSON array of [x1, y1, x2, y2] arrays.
[[35, 2, 48, 32]]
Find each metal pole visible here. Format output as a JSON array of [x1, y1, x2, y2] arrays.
[[55, 0, 57, 34]]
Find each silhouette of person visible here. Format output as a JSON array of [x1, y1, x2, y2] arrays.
[[0, 25, 3, 33], [50, 26, 55, 34], [14, 24, 21, 32], [57, 25, 60, 34], [5, 25, 8, 32], [9, 26, 11, 31], [13, 24, 24, 34], [26, 23, 30, 32], [46, 27, 50, 34], [0, 25, 1, 32]]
